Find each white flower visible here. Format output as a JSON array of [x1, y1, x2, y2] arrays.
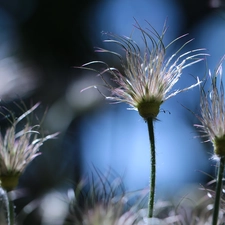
[[0, 103, 58, 176], [194, 56, 225, 158], [83, 21, 207, 120]]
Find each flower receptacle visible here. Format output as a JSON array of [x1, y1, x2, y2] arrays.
[[137, 100, 161, 120], [0, 173, 20, 191], [214, 135, 225, 158]]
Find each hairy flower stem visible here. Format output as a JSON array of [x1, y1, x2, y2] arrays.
[[0, 187, 15, 225], [147, 118, 156, 218], [212, 156, 225, 225], [0, 187, 9, 224], [9, 198, 15, 225]]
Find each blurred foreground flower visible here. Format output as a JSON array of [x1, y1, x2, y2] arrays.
[[67, 168, 218, 225], [195, 57, 225, 225], [82, 202, 136, 225], [0, 103, 58, 191]]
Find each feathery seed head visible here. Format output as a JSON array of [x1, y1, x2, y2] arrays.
[[195, 56, 225, 158], [0, 103, 58, 191], [82, 20, 207, 120]]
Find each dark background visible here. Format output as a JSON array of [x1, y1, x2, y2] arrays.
[[0, 0, 218, 103]]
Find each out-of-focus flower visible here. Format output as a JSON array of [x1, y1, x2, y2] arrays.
[[195, 57, 225, 159], [0, 57, 40, 101], [83, 21, 207, 120], [82, 202, 135, 225], [73, 199, 183, 225], [0, 103, 58, 191]]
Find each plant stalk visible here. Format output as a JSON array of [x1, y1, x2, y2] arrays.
[[9, 197, 15, 225], [212, 156, 225, 225], [0, 187, 15, 225], [147, 118, 156, 218]]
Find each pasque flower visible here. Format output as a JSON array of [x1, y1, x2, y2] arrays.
[[194, 57, 225, 225], [0, 103, 58, 191], [83, 21, 207, 120], [194, 57, 225, 158], [82, 21, 208, 218]]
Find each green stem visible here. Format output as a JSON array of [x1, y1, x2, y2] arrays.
[[212, 156, 225, 225], [0, 187, 15, 225], [147, 118, 156, 218], [8, 197, 15, 225]]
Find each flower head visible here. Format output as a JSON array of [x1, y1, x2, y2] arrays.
[[194, 57, 225, 158], [0, 103, 58, 190], [83, 21, 207, 120]]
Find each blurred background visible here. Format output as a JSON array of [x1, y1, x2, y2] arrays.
[[0, 0, 225, 224]]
